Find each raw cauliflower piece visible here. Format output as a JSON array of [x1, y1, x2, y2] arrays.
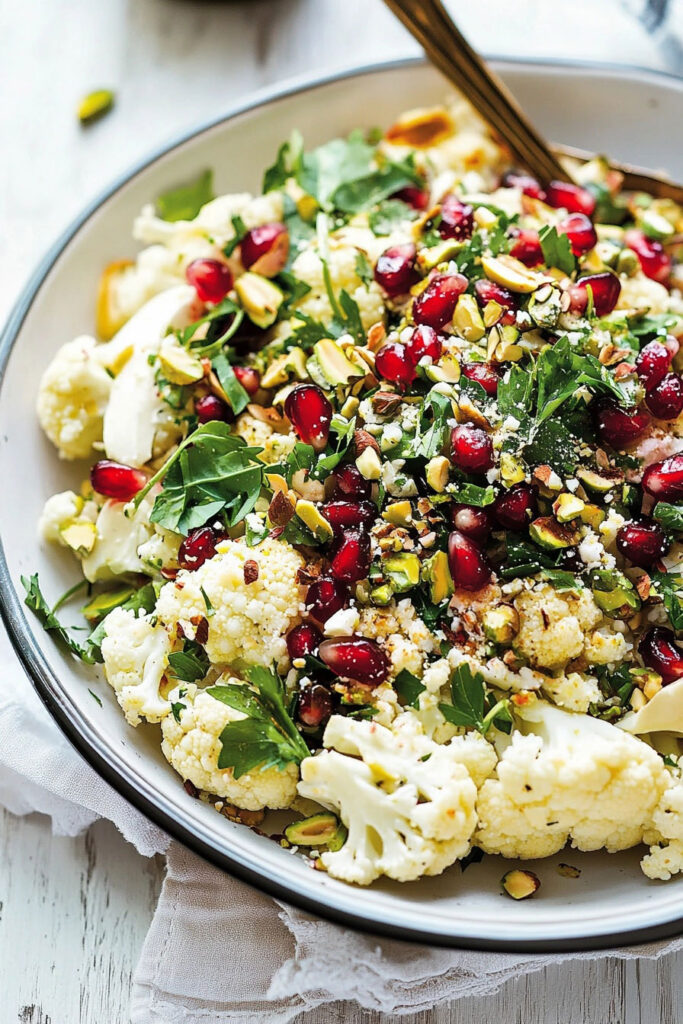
[[540, 672, 602, 714], [155, 537, 303, 669], [39, 490, 97, 543], [161, 684, 298, 810], [234, 413, 297, 465], [37, 335, 113, 459], [101, 607, 173, 726], [290, 240, 385, 330], [297, 712, 480, 885], [358, 599, 434, 679], [513, 583, 606, 671], [475, 702, 670, 860], [641, 773, 683, 880], [616, 271, 671, 315]]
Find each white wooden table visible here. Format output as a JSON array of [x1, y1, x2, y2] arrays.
[[0, 1, 680, 1020]]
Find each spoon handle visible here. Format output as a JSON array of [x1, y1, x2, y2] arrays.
[[383, 0, 572, 183]]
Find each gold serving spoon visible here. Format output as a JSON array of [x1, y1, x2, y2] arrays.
[[383, 0, 683, 201]]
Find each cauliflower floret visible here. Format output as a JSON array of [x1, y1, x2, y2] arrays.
[[37, 336, 113, 459], [358, 599, 434, 678], [155, 537, 303, 668], [161, 684, 298, 810], [234, 413, 297, 465], [475, 702, 670, 860], [540, 672, 602, 713], [641, 772, 683, 880], [513, 583, 616, 672], [39, 490, 97, 543], [298, 713, 480, 885], [291, 241, 385, 330], [616, 271, 671, 315], [101, 607, 173, 726]]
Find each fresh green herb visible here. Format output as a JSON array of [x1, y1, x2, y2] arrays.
[[156, 169, 214, 223], [653, 503, 683, 532], [354, 250, 374, 289], [535, 336, 638, 424], [275, 270, 312, 316], [500, 538, 558, 580], [262, 131, 304, 194], [223, 215, 248, 258], [171, 687, 188, 723], [368, 198, 417, 236], [449, 482, 496, 507], [208, 666, 310, 777], [540, 569, 584, 592], [52, 579, 89, 614], [663, 754, 679, 768], [212, 352, 250, 414], [22, 574, 95, 664], [438, 663, 512, 736], [407, 390, 451, 459], [85, 583, 159, 662], [200, 587, 215, 618], [538, 225, 576, 276], [167, 643, 210, 683], [88, 689, 103, 707], [650, 571, 683, 634], [177, 297, 243, 359], [394, 668, 426, 708]]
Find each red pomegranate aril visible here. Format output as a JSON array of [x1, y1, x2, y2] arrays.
[[474, 279, 516, 313], [450, 424, 494, 474], [645, 373, 683, 420], [413, 273, 468, 329], [284, 384, 333, 452], [616, 519, 669, 568], [233, 365, 261, 396], [594, 400, 650, 449], [332, 463, 372, 500], [322, 500, 377, 535], [624, 229, 672, 283], [558, 213, 598, 256], [298, 682, 334, 728], [195, 393, 231, 424], [636, 341, 671, 389], [406, 325, 443, 364], [493, 484, 536, 531], [185, 258, 233, 304], [439, 194, 474, 241], [639, 627, 683, 685], [375, 342, 416, 387], [392, 185, 430, 210], [568, 272, 621, 317], [178, 526, 219, 571], [461, 361, 500, 397], [448, 530, 493, 591], [240, 222, 289, 277], [374, 243, 419, 298], [546, 180, 596, 217], [329, 529, 372, 584], [306, 577, 349, 623], [642, 454, 683, 501], [286, 623, 322, 660], [90, 460, 147, 502], [318, 637, 389, 687], [450, 504, 492, 544], [501, 171, 546, 201], [510, 228, 543, 267]]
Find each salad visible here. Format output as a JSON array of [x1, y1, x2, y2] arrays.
[[29, 96, 683, 889]]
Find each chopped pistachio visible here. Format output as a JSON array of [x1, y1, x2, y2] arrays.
[[78, 88, 115, 125], [355, 446, 382, 480], [501, 869, 540, 900], [425, 455, 450, 493]]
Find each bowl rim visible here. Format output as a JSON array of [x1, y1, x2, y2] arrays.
[[2, 55, 682, 951]]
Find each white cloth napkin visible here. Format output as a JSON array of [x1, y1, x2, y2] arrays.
[[0, 627, 681, 1024]]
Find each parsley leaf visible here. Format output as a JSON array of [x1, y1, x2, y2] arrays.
[[22, 574, 95, 663], [407, 390, 451, 459], [167, 642, 210, 683], [540, 569, 584, 592], [354, 250, 374, 289], [650, 571, 683, 634], [538, 225, 576, 276], [212, 352, 250, 415], [653, 503, 683, 532], [449, 482, 496, 507], [438, 663, 512, 736], [222, 215, 248, 258], [369, 198, 416, 235], [394, 668, 426, 708], [156, 169, 214, 223], [207, 666, 310, 777], [535, 335, 637, 424]]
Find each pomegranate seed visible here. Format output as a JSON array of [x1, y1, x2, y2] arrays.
[[616, 519, 669, 568], [240, 223, 289, 277], [185, 258, 233, 304], [624, 229, 672, 283], [558, 213, 597, 256], [645, 373, 683, 420], [284, 384, 332, 452], [450, 424, 494, 474], [510, 228, 543, 267], [194, 394, 231, 424], [306, 577, 349, 623], [636, 341, 671, 389], [439, 194, 474, 240], [233, 365, 261, 396], [450, 504, 492, 544], [178, 526, 220, 571], [90, 460, 147, 502], [329, 529, 371, 583], [594, 400, 650, 449], [392, 185, 430, 210], [374, 243, 419, 298], [375, 342, 416, 387], [461, 361, 500, 396], [318, 637, 389, 687], [474, 279, 516, 313], [501, 171, 546, 200], [413, 273, 468, 329], [568, 272, 621, 317], [322, 500, 377, 535], [286, 623, 322, 660], [298, 682, 333, 728], [639, 627, 683, 685], [493, 484, 536, 531], [406, 325, 443, 365], [448, 530, 493, 590], [642, 454, 683, 501], [546, 180, 596, 217], [332, 464, 372, 500]]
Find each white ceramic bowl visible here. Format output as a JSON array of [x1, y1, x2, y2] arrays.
[[2, 58, 682, 950]]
